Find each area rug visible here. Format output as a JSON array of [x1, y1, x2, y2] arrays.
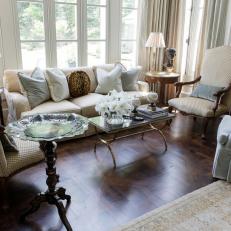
[[115, 181, 231, 231]]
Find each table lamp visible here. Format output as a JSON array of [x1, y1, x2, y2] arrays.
[[145, 32, 165, 72]]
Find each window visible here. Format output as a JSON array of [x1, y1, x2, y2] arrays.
[[17, 0, 46, 68], [120, 0, 138, 67], [15, 0, 139, 68], [55, 0, 78, 67]]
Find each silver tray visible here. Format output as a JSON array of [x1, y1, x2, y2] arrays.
[[5, 113, 88, 141]]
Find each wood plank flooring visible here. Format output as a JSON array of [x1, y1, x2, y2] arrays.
[[0, 114, 219, 231]]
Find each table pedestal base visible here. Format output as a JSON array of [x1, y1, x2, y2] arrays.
[[20, 141, 73, 231]]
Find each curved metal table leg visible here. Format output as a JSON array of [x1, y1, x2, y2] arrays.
[[149, 123, 168, 152]]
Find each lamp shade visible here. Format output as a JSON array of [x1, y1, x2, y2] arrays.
[[145, 32, 166, 48]]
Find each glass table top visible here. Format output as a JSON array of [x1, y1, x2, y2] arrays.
[[89, 113, 175, 133], [5, 113, 89, 142]]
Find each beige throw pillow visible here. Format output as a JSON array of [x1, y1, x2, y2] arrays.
[[46, 68, 70, 102], [95, 65, 123, 94]]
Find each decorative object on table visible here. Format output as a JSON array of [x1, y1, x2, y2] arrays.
[[95, 65, 123, 94], [17, 67, 50, 109], [115, 181, 231, 231], [146, 92, 158, 111], [137, 104, 168, 119], [145, 32, 166, 72], [67, 71, 90, 97], [95, 90, 134, 126], [46, 68, 70, 102], [212, 115, 231, 181], [164, 48, 176, 72], [168, 46, 231, 138], [5, 113, 88, 230], [145, 71, 180, 105]]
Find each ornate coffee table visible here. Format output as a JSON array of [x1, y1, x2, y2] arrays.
[[89, 113, 175, 168], [6, 113, 88, 231]]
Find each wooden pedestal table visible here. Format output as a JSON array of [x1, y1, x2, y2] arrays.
[[145, 72, 180, 105], [5, 113, 88, 231]]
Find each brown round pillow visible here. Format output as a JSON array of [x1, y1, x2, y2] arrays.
[[68, 71, 90, 98]]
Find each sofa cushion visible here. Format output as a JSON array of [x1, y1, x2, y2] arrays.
[[68, 71, 90, 97], [46, 68, 70, 102], [18, 67, 50, 108], [168, 97, 228, 117], [191, 84, 224, 102], [95, 65, 123, 94], [21, 100, 81, 118], [71, 93, 104, 117], [62, 67, 97, 93], [121, 67, 142, 91]]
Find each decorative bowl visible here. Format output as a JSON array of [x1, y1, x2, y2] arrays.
[[5, 113, 88, 141]]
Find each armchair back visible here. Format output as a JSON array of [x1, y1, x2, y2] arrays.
[[200, 46, 231, 108]]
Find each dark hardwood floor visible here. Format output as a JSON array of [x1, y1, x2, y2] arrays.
[[0, 113, 220, 231]]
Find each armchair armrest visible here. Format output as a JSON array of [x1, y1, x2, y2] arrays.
[[213, 83, 231, 113], [175, 76, 201, 98], [137, 81, 149, 92]]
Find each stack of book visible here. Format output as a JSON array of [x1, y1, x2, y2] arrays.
[[137, 105, 168, 119]]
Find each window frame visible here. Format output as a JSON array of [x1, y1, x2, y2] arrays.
[[14, 0, 139, 68]]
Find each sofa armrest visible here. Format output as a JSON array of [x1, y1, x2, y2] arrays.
[[137, 81, 149, 92], [4, 89, 30, 122]]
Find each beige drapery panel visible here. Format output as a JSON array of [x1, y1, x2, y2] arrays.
[[137, 0, 180, 72]]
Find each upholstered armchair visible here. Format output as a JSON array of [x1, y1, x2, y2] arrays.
[[169, 46, 231, 137], [212, 115, 231, 181], [0, 137, 43, 208]]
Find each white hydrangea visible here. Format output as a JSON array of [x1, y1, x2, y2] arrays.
[[95, 90, 134, 117]]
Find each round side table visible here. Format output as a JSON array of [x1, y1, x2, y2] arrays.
[[145, 71, 180, 105]]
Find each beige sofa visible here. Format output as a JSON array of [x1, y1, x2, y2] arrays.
[[3, 64, 149, 136]]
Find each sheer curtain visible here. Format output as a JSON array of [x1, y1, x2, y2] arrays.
[[136, 0, 181, 73]]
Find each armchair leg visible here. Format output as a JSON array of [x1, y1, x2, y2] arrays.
[[0, 177, 9, 210], [202, 118, 210, 139]]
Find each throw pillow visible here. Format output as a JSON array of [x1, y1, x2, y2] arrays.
[[46, 68, 70, 102], [0, 131, 18, 152], [68, 71, 91, 98], [18, 67, 50, 109], [95, 65, 123, 94], [191, 83, 224, 102], [121, 67, 141, 91]]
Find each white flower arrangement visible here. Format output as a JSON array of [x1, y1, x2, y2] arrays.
[[95, 90, 134, 117]]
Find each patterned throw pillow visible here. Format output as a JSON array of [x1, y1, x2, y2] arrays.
[[68, 71, 91, 98]]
